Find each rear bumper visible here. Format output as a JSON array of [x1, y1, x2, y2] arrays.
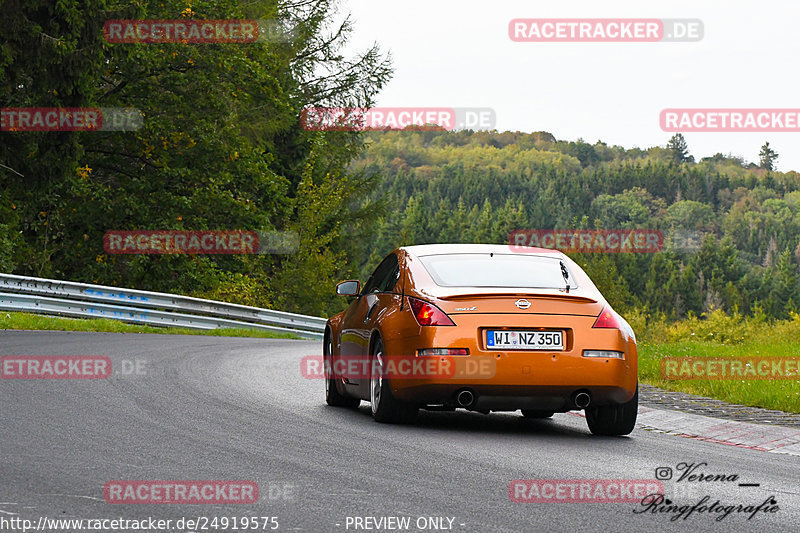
[[382, 313, 637, 410], [394, 383, 633, 412]]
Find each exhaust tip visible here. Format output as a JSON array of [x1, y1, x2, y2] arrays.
[[573, 391, 591, 409], [456, 389, 475, 408]]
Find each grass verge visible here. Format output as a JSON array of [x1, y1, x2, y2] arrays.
[[633, 309, 800, 413], [0, 312, 301, 339]]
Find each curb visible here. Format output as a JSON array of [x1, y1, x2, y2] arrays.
[[568, 407, 800, 455], [636, 407, 800, 456]]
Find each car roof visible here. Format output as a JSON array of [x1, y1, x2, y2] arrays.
[[400, 243, 567, 259]]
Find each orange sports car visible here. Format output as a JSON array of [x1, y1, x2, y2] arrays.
[[323, 244, 638, 436]]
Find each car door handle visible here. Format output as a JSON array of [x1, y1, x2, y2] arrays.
[[364, 303, 378, 323]]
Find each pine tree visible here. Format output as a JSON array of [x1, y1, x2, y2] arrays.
[[759, 142, 779, 170], [666, 134, 692, 164]]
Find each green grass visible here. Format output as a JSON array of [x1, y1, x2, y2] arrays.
[[633, 309, 800, 414], [0, 312, 301, 339]]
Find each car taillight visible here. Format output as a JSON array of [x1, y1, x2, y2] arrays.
[[408, 297, 455, 326], [592, 306, 622, 329], [592, 306, 636, 341]]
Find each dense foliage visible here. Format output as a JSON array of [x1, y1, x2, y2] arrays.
[[1, 0, 390, 316]]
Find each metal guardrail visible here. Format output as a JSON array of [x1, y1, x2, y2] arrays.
[[0, 273, 326, 340]]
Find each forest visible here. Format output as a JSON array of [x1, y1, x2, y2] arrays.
[[352, 130, 800, 321]]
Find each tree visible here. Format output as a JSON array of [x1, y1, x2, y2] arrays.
[[591, 188, 664, 228], [665, 200, 716, 231], [759, 142, 779, 171], [0, 0, 393, 316], [469, 199, 494, 243], [666, 133, 693, 164], [399, 195, 429, 245]]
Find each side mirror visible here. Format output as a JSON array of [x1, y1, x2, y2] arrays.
[[336, 280, 360, 296]]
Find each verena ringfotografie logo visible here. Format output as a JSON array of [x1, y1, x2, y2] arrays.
[[1, 356, 111, 379], [661, 357, 800, 380], [643, 462, 780, 522], [510, 479, 664, 503], [301, 355, 496, 380], [103, 230, 298, 254], [509, 229, 664, 253], [661, 109, 800, 132], [103, 481, 258, 504], [1, 108, 142, 132], [509, 19, 703, 42], [300, 107, 496, 132]]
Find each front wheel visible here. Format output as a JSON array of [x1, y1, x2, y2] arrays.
[[585, 385, 638, 436], [370, 338, 418, 424]]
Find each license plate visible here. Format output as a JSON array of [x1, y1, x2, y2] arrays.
[[486, 330, 564, 350]]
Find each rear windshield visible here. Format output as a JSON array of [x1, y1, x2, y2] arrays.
[[418, 253, 576, 289]]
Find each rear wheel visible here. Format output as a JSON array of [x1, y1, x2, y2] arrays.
[[585, 385, 638, 436], [324, 329, 360, 408], [370, 338, 418, 424], [521, 410, 554, 419]]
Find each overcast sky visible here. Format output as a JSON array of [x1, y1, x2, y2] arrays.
[[340, 0, 799, 172]]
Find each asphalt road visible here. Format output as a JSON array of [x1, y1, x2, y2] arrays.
[[1, 331, 798, 533]]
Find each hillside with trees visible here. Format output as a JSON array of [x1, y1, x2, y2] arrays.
[[352, 130, 800, 321]]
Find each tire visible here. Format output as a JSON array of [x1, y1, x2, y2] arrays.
[[324, 329, 360, 408], [369, 338, 418, 424], [521, 410, 554, 419], [585, 385, 638, 436]]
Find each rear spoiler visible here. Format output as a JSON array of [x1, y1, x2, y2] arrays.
[[435, 292, 599, 304]]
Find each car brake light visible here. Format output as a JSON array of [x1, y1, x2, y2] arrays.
[[408, 297, 455, 326], [592, 306, 622, 329], [592, 306, 636, 342]]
